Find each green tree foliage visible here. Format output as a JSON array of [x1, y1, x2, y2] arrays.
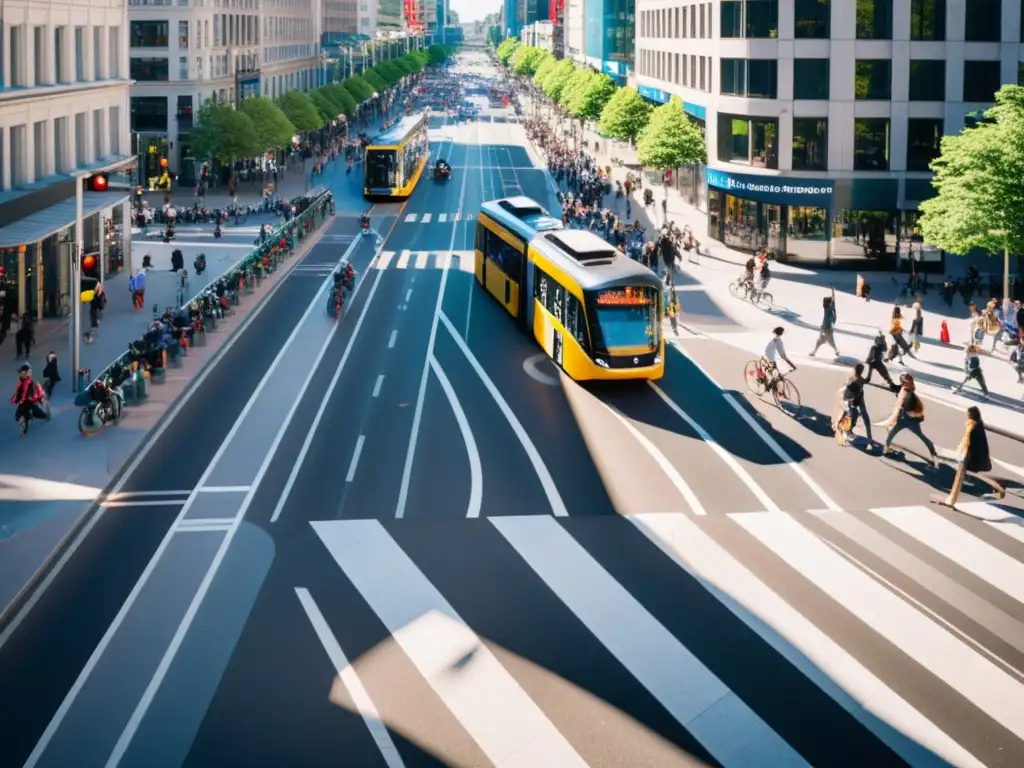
[[575, 72, 616, 121], [190, 99, 261, 169], [392, 58, 413, 76], [496, 38, 519, 64], [343, 76, 374, 103], [919, 85, 1024, 258], [407, 51, 430, 70], [511, 46, 545, 77], [542, 60, 577, 102], [238, 96, 296, 153], [427, 44, 451, 64], [636, 96, 707, 170], [308, 90, 336, 124], [323, 83, 357, 116], [376, 61, 403, 85], [598, 86, 653, 142], [362, 69, 388, 92], [277, 91, 323, 131], [559, 67, 595, 115], [532, 53, 557, 86]]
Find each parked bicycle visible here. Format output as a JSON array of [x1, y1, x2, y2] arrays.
[[78, 379, 125, 436], [744, 356, 802, 416], [729, 278, 774, 310]]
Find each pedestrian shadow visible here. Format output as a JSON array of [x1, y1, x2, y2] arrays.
[[791, 405, 838, 439], [891, 366, 1024, 415]]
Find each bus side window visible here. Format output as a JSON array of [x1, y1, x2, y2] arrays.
[[475, 224, 484, 252], [535, 268, 549, 307], [566, 294, 587, 348], [551, 281, 564, 325]]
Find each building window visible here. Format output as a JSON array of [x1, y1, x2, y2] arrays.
[[109, 27, 121, 77], [720, 0, 778, 38], [964, 0, 999, 41], [109, 107, 121, 155], [854, 118, 890, 171], [54, 117, 68, 175], [131, 57, 169, 81], [720, 58, 777, 98], [74, 112, 86, 168], [179, 21, 189, 49], [793, 58, 829, 99], [855, 0, 892, 39], [963, 61, 1001, 102], [909, 59, 945, 101], [794, 0, 830, 38], [55, 28, 65, 82], [855, 59, 892, 100], [179, 56, 188, 79], [93, 27, 102, 79], [75, 28, 85, 81], [906, 118, 943, 172], [94, 110, 103, 159], [910, 0, 945, 40], [792, 118, 827, 171], [1020, 62, 1024, 85], [717, 114, 779, 169], [131, 96, 169, 133], [130, 21, 169, 48]]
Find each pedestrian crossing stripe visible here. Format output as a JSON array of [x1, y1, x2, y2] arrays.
[[304, 500, 1024, 768], [375, 250, 475, 272], [400, 212, 473, 224]]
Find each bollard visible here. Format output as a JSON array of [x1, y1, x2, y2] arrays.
[[77, 368, 92, 391]]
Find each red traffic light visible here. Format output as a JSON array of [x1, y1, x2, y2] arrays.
[[85, 173, 109, 192], [82, 254, 98, 271]]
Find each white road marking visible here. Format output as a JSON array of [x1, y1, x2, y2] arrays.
[[405, 288, 413, 302], [395, 251, 411, 269], [395, 157, 470, 519], [404, 213, 416, 223], [311, 520, 587, 766], [198, 486, 251, 493], [421, 213, 432, 224], [377, 251, 394, 269], [994, 457, 1024, 479], [346, 435, 367, 483], [414, 252, 429, 269], [869, 506, 1024, 604], [388, 330, 398, 349], [648, 382, 781, 513], [372, 374, 385, 398], [428, 356, 482, 519], [99, 500, 184, 508], [105, 490, 191, 499], [954, 501, 1024, 547], [439, 311, 568, 517], [492, 516, 810, 768], [732, 510, 1024, 739], [295, 588, 406, 768], [267, 266, 389, 525], [438, 213, 447, 223], [26, 232, 366, 767], [521, 353, 558, 386], [605, 406, 706, 516], [100, 242, 385, 766], [633, 513, 984, 768]]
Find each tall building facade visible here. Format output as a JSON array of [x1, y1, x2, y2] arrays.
[[565, 0, 586, 61], [129, 0, 320, 187], [584, 0, 634, 82], [0, 0, 135, 322], [634, 0, 1024, 264]]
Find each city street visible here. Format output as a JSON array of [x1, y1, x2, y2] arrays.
[[1, 53, 1023, 768]]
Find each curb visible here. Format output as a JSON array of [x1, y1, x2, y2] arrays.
[[0, 216, 335, 634]]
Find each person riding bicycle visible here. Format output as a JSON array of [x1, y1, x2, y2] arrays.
[[360, 211, 371, 234], [740, 257, 757, 296], [763, 326, 796, 390], [435, 159, 451, 178], [757, 259, 772, 296]]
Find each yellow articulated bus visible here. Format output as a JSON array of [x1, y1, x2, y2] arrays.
[[475, 196, 664, 381], [363, 112, 429, 199]]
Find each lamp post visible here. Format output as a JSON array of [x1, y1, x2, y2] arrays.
[[991, 229, 1012, 316]]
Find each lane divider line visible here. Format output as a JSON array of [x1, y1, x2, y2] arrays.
[[372, 374, 385, 398], [24, 225, 371, 768], [198, 486, 250, 494], [346, 436, 367, 484], [388, 330, 398, 349], [438, 311, 568, 517], [295, 588, 406, 768], [428, 355, 483, 519]]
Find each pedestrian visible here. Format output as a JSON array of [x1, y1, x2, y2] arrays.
[[909, 300, 924, 351], [14, 312, 34, 359], [42, 351, 61, 398], [11, 363, 47, 437], [864, 330, 899, 391], [885, 306, 914, 363], [133, 268, 147, 310], [951, 344, 989, 398], [936, 406, 1004, 506], [833, 362, 875, 449], [810, 287, 840, 360], [882, 373, 937, 465]]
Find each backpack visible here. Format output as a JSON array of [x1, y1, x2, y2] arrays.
[[903, 391, 924, 420]]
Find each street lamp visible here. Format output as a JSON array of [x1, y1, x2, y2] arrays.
[[991, 228, 1012, 315]]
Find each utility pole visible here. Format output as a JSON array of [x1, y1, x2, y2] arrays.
[[70, 175, 84, 393]]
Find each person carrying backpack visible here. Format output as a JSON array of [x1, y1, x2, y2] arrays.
[[11, 363, 48, 437], [882, 373, 937, 465]]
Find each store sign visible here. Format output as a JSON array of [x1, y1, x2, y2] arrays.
[[705, 169, 834, 207], [637, 85, 670, 104]]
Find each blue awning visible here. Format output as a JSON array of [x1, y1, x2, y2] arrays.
[[0, 190, 129, 248]]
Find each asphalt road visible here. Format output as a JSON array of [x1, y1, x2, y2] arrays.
[[1, 54, 1023, 768]]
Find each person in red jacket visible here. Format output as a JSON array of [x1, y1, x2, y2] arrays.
[[11, 363, 47, 437]]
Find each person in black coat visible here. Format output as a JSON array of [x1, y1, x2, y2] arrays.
[[939, 406, 1004, 506]]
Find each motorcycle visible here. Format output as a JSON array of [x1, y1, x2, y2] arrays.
[[361, 214, 371, 235], [434, 162, 451, 181]]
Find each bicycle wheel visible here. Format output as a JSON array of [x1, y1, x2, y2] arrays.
[[78, 407, 103, 437], [774, 378, 803, 417], [755, 292, 774, 310], [744, 360, 766, 396], [728, 281, 745, 299]]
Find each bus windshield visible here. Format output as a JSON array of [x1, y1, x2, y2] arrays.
[[365, 149, 397, 189], [588, 286, 659, 351]]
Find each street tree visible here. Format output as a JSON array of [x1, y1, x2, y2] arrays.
[[277, 91, 323, 131], [323, 84, 357, 116], [532, 54, 557, 86], [636, 96, 707, 171], [496, 38, 519, 64], [575, 72, 616, 121], [238, 96, 296, 155], [343, 76, 374, 103], [190, 99, 261, 177], [362, 69, 388, 93], [598, 86, 653, 143], [919, 84, 1024, 304], [559, 67, 595, 116], [512, 46, 545, 77], [308, 90, 337, 124], [427, 44, 450, 64], [541, 60, 576, 102]]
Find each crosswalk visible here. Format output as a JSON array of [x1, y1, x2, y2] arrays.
[[401, 212, 474, 225], [299, 500, 1024, 767], [375, 249, 475, 272]]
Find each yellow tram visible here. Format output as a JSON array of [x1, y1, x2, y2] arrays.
[[363, 113, 429, 199], [474, 197, 665, 381]]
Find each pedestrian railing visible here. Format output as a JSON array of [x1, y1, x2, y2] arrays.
[[73, 188, 335, 408]]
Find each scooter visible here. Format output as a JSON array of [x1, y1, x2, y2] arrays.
[[361, 213, 371, 236]]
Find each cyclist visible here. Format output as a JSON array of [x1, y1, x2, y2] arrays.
[[763, 326, 796, 392], [756, 258, 771, 299], [740, 257, 756, 297]]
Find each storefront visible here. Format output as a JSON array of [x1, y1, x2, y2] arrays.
[[705, 168, 834, 262]]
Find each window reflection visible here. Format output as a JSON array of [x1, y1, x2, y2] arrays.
[[853, 118, 890, 171], [791, 118, 827, 171], [717, 113, 778, 168]]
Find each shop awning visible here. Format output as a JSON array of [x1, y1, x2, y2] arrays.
[[0, 190, 129, 248]]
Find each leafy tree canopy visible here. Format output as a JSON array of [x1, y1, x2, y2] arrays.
[[532, 53, 557, 86], [542, 60, 577, 103], [575, 72, 616, 121], [191, 99, 261, 166], [308, 90, 336, 124], [598, 86, 653, 142], [559, 68, 595, 115], [238, 96, 296, 153], [919, 85, 1024, 258], [512, 46, 546, 77], [343, 76, 374, 103], [427, 44, 451, 64], [636, 96, 707, 170], [363, 69, 388, 92], [277, 90, 322, 132], [496, 38, 519, 64]]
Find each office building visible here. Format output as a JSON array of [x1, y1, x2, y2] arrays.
[[0, 0, 135, 323], [565, 0, 585, 61], [634, 0, 1024, 264], [584, 0, 634, 82], [129, 0, 321, 188]]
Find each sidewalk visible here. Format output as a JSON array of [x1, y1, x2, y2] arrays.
[[527, 103, 1024, 438]]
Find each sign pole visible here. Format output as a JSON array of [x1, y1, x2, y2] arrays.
[[71, 178, 83, 393]]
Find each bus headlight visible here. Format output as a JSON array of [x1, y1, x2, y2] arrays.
[[653, 355, 661, 365], [596, 359, 609, 368]]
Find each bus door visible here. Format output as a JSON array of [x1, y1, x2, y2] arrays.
[[482, 226, 522, 318], [522, 257, 535, 329]]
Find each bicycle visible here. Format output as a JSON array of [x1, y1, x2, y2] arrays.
[[743, 357, 802, 416], [729, 278, 774, 310]]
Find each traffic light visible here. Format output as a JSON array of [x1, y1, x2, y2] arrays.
[[84, 173, 109, 192], [80, 251, 100, 301]]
